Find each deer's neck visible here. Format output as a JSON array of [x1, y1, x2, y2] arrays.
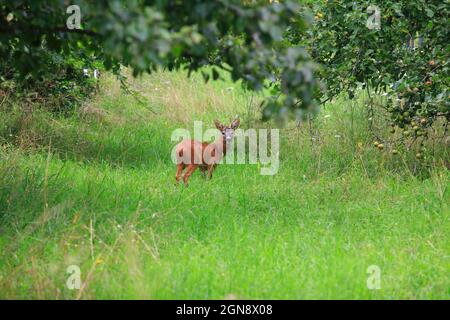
[[213, 136, 228, 156]]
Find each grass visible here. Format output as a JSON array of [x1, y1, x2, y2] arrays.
[[0, 70, 448, 299]]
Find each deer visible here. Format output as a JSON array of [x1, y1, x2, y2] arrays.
[[175, 118, 240, 185]]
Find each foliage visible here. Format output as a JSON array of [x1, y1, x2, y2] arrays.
[[0, 46, 100, 113], [0, 0, 319, 114], [297, 0, 449, 143], [1, 1, 448, 135]]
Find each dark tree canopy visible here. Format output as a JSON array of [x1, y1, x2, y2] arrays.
[[0, 0, 319, 116]]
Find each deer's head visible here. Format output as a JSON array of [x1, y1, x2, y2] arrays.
[[214, 118, 240, 144]]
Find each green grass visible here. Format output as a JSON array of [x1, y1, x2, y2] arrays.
[[0, 70, 448, 299]]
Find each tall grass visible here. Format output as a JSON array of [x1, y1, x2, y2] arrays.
[[0, 70, 448, 299]]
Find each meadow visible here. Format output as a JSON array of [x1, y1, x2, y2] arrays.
[[0, 70, 448, 299]]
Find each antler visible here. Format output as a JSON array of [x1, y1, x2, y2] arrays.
[[231, 116, 240, 129], [214, 119, 224, 130]]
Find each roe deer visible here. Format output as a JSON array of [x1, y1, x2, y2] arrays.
[[175, 118, 240, 185]]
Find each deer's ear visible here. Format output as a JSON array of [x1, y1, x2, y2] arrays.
[[214, 120, 223, 130], [231, 118, 240, 129]]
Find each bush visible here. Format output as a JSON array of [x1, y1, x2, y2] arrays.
[[0, 47, 101, 113]]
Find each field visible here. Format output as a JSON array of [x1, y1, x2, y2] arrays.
[[0, 70, 448, 299]]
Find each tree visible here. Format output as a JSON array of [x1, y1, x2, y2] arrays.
[[297, 0, 449, 138], [0, 0, 319, 115]]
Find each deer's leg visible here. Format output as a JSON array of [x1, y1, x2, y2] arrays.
[[183, 164, 198, 186], [207, 164, 215, 180], [199, 165, 207, 178], [175, 164, 184, 184]]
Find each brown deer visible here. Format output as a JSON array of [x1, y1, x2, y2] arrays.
[[175, 118, 240, 185]]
